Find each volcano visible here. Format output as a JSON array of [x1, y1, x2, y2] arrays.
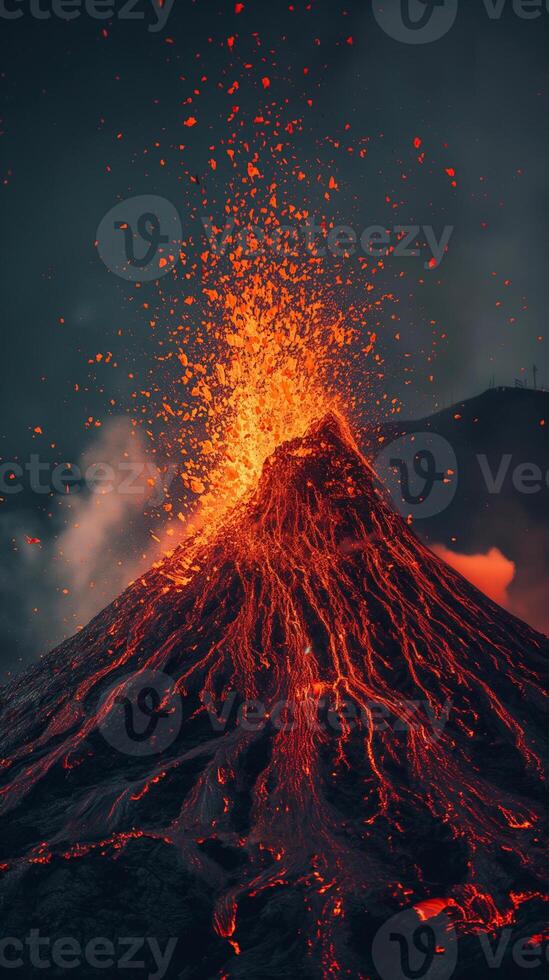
[[0, 414, 547, 979]]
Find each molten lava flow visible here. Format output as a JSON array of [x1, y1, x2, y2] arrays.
[[0, 414, 548, 977]]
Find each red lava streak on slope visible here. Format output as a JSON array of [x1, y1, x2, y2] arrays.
[[0, 413, 548, 976]]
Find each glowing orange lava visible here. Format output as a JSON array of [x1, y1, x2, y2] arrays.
[[0, 413, 547, 977]]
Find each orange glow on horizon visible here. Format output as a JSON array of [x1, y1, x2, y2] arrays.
[[431, 545, 515, 608]]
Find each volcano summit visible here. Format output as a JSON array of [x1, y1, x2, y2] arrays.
[[0, 414, 547, 979]]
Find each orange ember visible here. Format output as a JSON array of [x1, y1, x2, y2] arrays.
[[143, 110, 395, 547]]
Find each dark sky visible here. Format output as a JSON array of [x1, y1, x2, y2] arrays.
[[1, 0, 549, 675]]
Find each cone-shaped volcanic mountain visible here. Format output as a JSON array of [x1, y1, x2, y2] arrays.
[[0, 414, 547, 979]]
